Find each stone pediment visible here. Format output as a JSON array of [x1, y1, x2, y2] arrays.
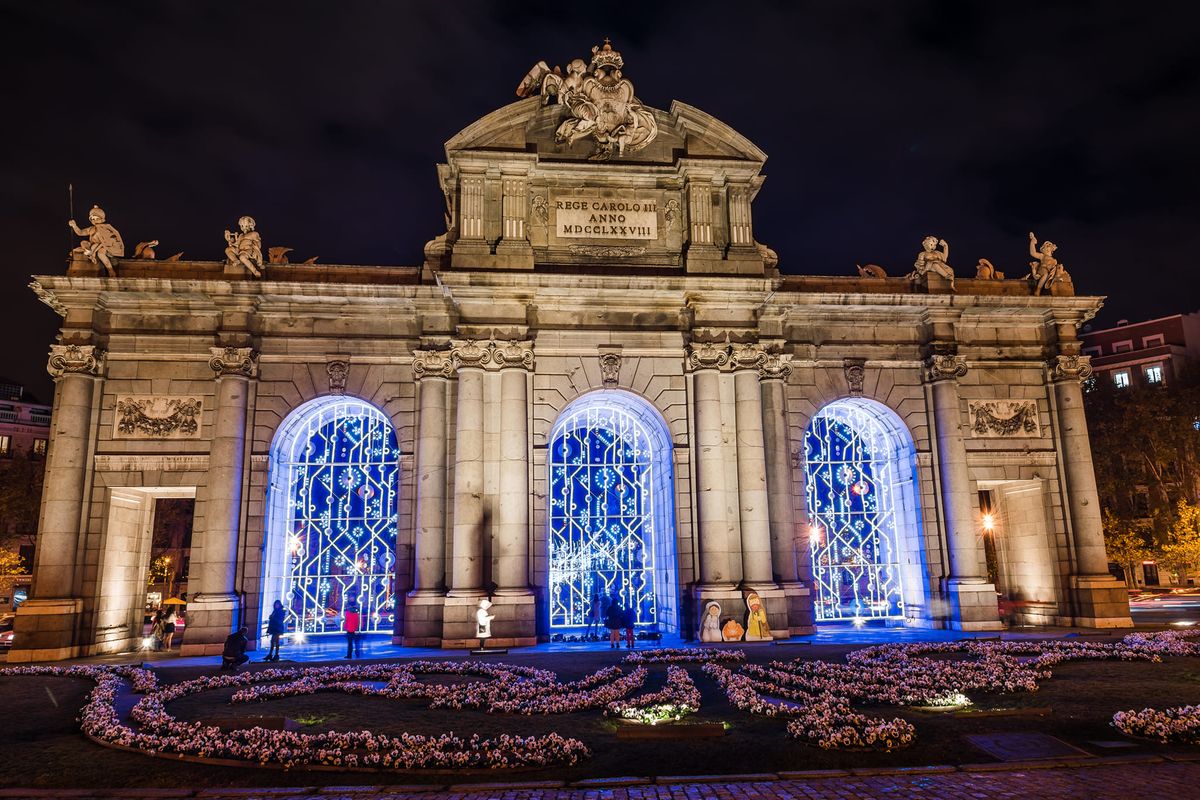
[[445, 97, 765, 165]]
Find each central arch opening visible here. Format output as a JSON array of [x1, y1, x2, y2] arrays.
[[547, 390, 678, 633], [803, 397, 926, 623]]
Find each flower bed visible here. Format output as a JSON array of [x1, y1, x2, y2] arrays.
[[623, 647, 746, 665], [605, 666, 701, 724]]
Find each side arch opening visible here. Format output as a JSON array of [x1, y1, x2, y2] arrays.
[[803, 397, 927, 624]]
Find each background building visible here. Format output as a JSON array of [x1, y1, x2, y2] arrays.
[[1081, 311, 1200, 389]]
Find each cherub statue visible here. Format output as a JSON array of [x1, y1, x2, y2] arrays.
[[906, 235, 955, 290], [69, 205, 124, 276], [1024, 232, 1067, 295], [475, 598, 494, 640], [224, 215, 263, 278]]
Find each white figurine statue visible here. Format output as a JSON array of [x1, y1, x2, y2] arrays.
[[476, 598, 495, 640], [69, 205, 124, 276], [224, 215, 263, 278], [906, 235, 956, 290], [699, 601, 722, 643]]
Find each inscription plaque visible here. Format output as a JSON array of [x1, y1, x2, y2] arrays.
[[554, 195, 658, 240]]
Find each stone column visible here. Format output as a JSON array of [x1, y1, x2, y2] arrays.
[[731, 344, 773, 586], [449, 340, 487, 597], [9, 345, 104, 662], [926, 353, 1002, 630], [494, 342, 534, 593], [1051, 354, 1133, 627], [760, 352, 814, 634], [185, 346, 256, 654], [404, 350, 453, 645]]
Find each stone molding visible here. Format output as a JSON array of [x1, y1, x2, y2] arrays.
[[47, 344, 105, 379], [208, 346, 258, 379], [448, 339, 535, 372], [598, 350, 622, 387], [924, 353, 968, 382], [326, 359, 349, 395], [968, 400, 1040, 438], [113, 395, 203, 439], [94, 454, 210, 472], [843, 358, 866, 395], [760, 352, 793, 381], [29, 280, 67, 318], [412, 349, 455, 380], [730, 343, 768, 372], [1050, 354, 1093, 383]]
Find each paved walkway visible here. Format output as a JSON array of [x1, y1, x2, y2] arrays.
[[4, 757, 1199, 799]]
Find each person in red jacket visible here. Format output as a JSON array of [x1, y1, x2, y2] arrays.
[[343, 593, 362, 659]]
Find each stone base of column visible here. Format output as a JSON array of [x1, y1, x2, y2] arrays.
[[943, 579, 1004, 631], [493, 239, 534, 269], [1068, 574, 1134, 628], [402, 591, 446, 646], [8, 598, 84, 662], [440, 593, 537, 649], [181, 593, 243, 656], [780, 582, 816, 635]]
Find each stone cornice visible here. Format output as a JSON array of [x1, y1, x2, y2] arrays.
[[208, 346, 258, 378], [47, 344, 104, 379], [1049, 354, 1093, 383]]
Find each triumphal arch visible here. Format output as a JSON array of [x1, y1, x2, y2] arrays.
[[11, 41, 1130, 660]]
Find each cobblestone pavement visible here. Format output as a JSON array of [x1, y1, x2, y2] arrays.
[[4, 757, 1200, 800]]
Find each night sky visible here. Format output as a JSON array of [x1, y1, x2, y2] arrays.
[[2, 1, 1198, 401]]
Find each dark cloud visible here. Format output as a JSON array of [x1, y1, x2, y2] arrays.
[[2, 1, 1198, 399]]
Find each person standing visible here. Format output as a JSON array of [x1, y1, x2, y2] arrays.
[[605, 593, 624, 649], [622, 602, 635, 649], [161, 606, 178, 651], [150, 608, 165, 651], [264, 600, 286, 662], [344, 593, 362, 659], [585, 593, 601, 639]]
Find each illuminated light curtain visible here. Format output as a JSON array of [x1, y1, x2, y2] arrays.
[[273, 398, 399, 634], [548, 397, 660, 629], [805, 400, 910, 621]]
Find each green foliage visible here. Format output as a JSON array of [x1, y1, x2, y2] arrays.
[[0, 451, 46, 544], [1159, 501, 1200, 580]]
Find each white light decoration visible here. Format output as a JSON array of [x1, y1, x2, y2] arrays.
[[548, 392, 675, 630], [266, 397, 399, 636], [805, 399, 916, 623]]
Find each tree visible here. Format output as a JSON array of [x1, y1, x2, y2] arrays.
[[147, 553, 174, 598], [1085, 369, 1200, 548], [1158, 500, 1200, 584], [0, 450, 46, 551], [0, 547, 26, 575], [1103, 511, 1151, 586]]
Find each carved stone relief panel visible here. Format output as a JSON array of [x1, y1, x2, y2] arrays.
[[967, 400, 1040, 438], [113, 395, 203, 439]]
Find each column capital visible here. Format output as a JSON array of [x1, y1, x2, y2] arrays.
[[924, 353, 968, 382], [47, 344, 104, 379], [448, 339, 534, 371], [687, 340, 731, 371], [731, 342, 769, 372], [208, 346, 258, 379], [760, 352, 793, 381], [1050, 353, 1093, 383], [413, 349, 454, 380]]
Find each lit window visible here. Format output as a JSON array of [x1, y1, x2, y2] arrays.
[[1145, 365, 1163, 384], [0, 435, 9, 455], [32, 438, 47, 455], [1113, 371, 1131, 389]]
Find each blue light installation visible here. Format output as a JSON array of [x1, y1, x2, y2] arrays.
[[269, 398, 399, 635], [548, 394, 668, 630], [804, 399, 911, 621]]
